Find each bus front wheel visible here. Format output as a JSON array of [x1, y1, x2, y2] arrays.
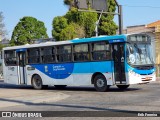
[[32, 75, 47, 90], [94, 74, 109, 92], [117, 85, 129, 90]]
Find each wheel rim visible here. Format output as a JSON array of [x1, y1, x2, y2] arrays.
[[33, 76, 41, 88], [97, 79, 105, 88], [35, 79, 41, 86]]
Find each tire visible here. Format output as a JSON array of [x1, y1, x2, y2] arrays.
[[32, 75, 43, 90], [117, 85, 129, 90], [54, 85, 67, 89], [94, 74, 109, 92]]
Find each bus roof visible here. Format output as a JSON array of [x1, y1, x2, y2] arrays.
[[3, 34, 127, 50]]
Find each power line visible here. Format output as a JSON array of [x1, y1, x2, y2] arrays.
[[122, 5, 160, 9]]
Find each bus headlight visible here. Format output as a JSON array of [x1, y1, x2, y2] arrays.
[[129, 70, 140, 77]]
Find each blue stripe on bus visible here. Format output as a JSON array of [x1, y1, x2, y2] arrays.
[[31, 61, 113, 79]]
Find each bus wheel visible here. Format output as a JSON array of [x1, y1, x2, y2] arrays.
[[54, 85, 67, 89], [94, 74, 109, 92], [32, 75, 43, 90], [117, 85, 129, 90]]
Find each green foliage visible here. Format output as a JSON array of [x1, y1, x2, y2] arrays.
[[65, 7, 80, 23], [52, 16, 68, 41], [78, 12, 97, 37], [52, 0, 118, 41], [0, 44, 8, 50], [59, 23, 85, 41], [99, 0, 118, 35], [10, 16, 48, 46], [52, 7, 97, 41], [65, 8, 97, 37]]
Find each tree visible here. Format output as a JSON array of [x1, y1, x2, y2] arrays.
[[63, 0, 118, 36], [59, 22, 85, 41], [65, 7, 97, 37], [78, 11, 97, 37], [0, 12, 7, 40], [99, 0, 118, 35], [52, 0, 118, 41], [52, 16, 68, 41], [10, 16, 48, 46], [52, 7, 97, 40]]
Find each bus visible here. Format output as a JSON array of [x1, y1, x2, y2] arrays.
[[2, 34, 156, 92]]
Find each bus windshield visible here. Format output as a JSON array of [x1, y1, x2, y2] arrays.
[[126, 43, 153, 66]]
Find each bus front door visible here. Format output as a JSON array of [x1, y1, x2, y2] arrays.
[[17, 51, 26, 85], [112, 44, 126, 84]]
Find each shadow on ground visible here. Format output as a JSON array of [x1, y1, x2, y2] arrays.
[[0, 81, 141, 92]]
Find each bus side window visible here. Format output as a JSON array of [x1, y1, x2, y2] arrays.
[[56, 45, 72, 63], [92, 42, 111, 61], [27, 48, 40, 64], [73, 44, 89, 61], [41, 47, 55, 63]]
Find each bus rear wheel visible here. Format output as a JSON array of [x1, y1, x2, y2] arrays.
[[32, 75, 47, 90], [117, 85, 129, 90], [94, 74, 109, 92]]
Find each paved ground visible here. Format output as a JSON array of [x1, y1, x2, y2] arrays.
[[0, 80, 160, 119]]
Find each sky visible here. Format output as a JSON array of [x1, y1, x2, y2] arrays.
[[0, 0, 160, 39]]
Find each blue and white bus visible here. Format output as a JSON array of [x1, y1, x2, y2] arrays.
[[2, 34, 156, 92]]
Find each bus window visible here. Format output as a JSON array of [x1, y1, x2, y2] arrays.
[[27, 48, 40, 64], [56, 45, 72, 62], [4, 50, 17, 66], [41, 47, 55, 63], [92, 42, 111, 61], [74, 44, 89, 61]]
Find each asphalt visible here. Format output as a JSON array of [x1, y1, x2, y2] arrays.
[[0, 77, 160, 110], [0, 81, 70, 108]]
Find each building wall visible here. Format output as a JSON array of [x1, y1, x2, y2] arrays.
[[155, 32, 160, 76]]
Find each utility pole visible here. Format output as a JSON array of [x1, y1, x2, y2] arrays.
[[118, 5, 123, 35], [95, 10, 103, 37], [115, 0, 123, 35]]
